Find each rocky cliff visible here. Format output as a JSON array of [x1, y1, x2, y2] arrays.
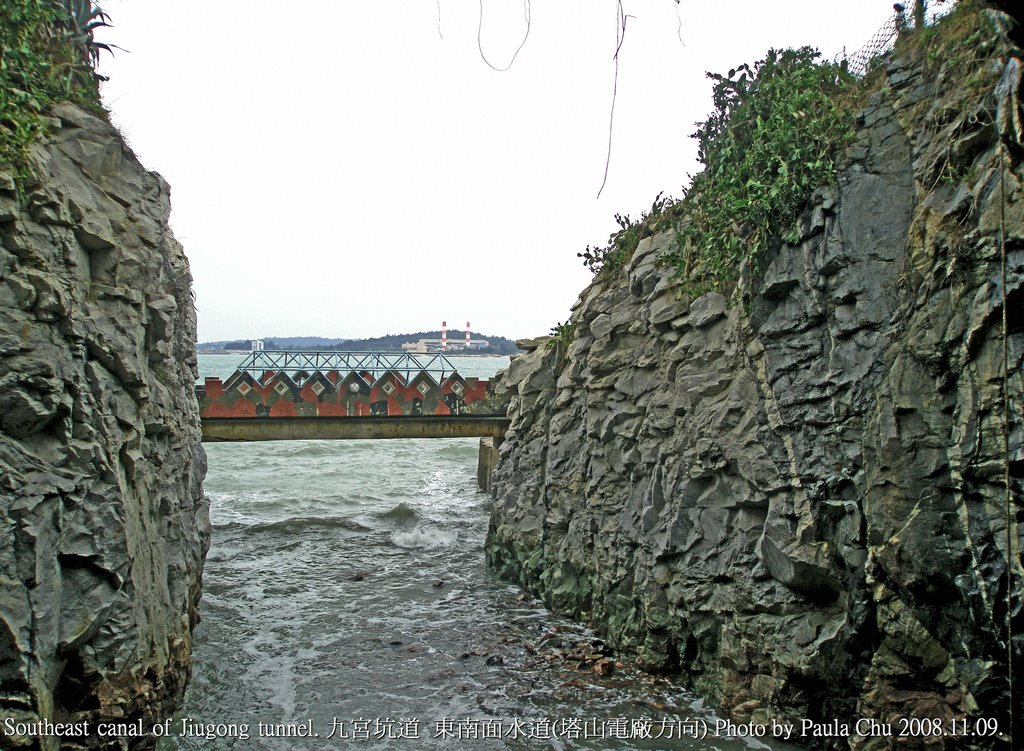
[[0, 105, 208, 748], [487, 10, 1023, 749]]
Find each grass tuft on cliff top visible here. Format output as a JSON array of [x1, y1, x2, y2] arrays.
[[0, 0, 109, 189]]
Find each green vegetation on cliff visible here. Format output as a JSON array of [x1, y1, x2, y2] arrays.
[[582, 1, 992, 296], [0, 0, 109, 188], [580, 45, 855, 290], [669, 47, 854, 291]]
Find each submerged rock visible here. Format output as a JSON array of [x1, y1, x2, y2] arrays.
[[486, 13, 1023, 749], [0, 104, 208, 748]]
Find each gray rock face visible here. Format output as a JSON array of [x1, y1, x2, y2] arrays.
[[0, 105, 208, 748], [486, 29, 1023, 748]]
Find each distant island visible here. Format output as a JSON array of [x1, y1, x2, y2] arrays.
[[197, 331, 519, 355]]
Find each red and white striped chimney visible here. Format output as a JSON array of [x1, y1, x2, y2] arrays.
[[441, 320, 447, 351], [466, 321, 471, 348]]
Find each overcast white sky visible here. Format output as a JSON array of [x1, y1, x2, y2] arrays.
[[94, 1, 907, 343]]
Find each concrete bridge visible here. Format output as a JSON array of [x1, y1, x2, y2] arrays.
[[200, 415, 509, 442]]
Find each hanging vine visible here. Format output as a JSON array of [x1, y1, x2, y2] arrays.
[[477, 0, 532, 72], [596, 0, 631, 199]]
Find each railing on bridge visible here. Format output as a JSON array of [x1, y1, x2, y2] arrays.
[[197, 350, 502, 419], [234, 350, 461, 386]]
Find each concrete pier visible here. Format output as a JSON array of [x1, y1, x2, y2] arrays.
[[201, 415, 510, 442], [476, 437, 501, 492]]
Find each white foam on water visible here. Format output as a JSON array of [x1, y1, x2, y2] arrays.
[[390, 527, 458, 549], [240, 646, 299, 721]]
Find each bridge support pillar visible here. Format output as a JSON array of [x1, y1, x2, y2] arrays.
[[477, 437, 501, 493]]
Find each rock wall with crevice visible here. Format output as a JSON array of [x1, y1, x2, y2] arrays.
[[486, 13, 1023, 749], [0, 104, 208, 749]]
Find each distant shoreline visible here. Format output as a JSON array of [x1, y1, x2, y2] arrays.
[[196, 332, 520, 356]]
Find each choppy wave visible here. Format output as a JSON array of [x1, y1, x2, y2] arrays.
[[224, 515, 374, 535], [378, 502, 420, 525], [434, 441, 478, 460]]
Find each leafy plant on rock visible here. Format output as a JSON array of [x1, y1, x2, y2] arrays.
[[579, 191, 679, 278], [667, 47, 855, 294], [51, 0, 115, 70], [0, 0, 111, 189], [547, 320, 576, 370]]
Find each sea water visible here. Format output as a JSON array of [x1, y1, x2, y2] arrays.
[[165, 354, 794, 750]]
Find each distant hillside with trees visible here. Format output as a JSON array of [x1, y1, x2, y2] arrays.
[[197, 331, 518, 355], [197, 336, 345, 351]]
